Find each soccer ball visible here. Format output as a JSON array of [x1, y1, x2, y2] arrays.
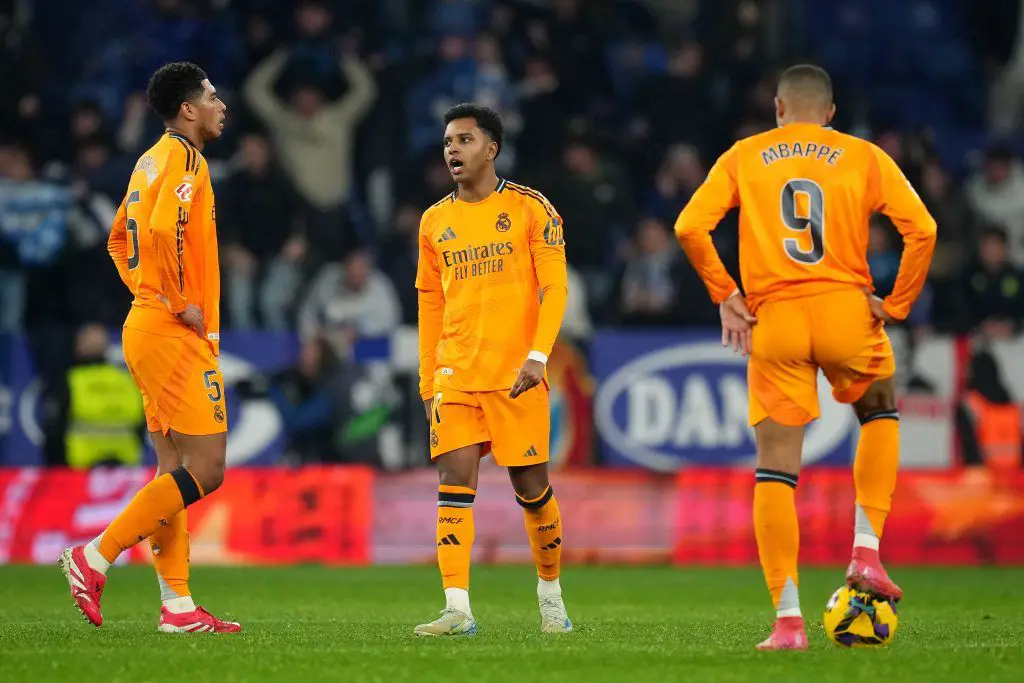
[[823, 586, 898, 648]]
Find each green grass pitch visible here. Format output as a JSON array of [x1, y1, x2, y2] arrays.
[[1, 565, 1021, 682]]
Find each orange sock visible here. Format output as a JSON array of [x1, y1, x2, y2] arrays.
[[98, 467, 204, 564], [151, 510, 190, 600], [754, 470, 801, 616], [436, 485, 475, 591], [853, 413, 900, 548], [516, 485, 562, 581]]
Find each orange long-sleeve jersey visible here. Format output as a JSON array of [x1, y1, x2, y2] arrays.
[[416, 179, 568, 399], [675, 123, 937, 320], [108, 131, 221, 354]]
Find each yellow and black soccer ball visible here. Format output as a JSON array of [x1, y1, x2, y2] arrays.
[[823, 586, 898, 648]]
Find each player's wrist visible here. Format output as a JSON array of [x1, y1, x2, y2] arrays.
[[880, 298, 904, 323], [527, 350, 548, 365]]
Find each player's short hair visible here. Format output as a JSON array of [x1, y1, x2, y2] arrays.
[[444, 103, 504, 158], [777, 64, 833, 106], [147, 62, 208, 122]]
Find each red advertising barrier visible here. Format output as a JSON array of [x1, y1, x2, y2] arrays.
[[673, 468, 1024, 566], [373, 466, 676, 564], [0, 467, 373, 565], [4, 466, 1022, 566]]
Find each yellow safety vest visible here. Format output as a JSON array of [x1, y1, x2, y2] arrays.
[[66, 364, 144, 469], [964, 391, 1022, 475]]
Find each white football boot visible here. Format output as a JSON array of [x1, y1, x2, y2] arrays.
[[413, 608, 477, 637], [539, 594, 573, 633]]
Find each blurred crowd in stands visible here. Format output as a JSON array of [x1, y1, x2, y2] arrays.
[[1, 0, 1024, 467], [3, 0, 1024, 340]]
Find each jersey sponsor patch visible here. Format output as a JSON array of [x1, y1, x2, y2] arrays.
[[175, 182, 194, 202]]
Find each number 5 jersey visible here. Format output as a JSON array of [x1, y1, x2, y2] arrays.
[[108, 130, 221, 356]]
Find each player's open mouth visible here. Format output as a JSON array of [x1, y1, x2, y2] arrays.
[[449, 160, 464, 175]]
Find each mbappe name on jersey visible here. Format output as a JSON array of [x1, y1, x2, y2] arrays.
[[761, 141, 845, 167]]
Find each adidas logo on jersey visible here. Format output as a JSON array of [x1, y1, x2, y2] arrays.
[[524, 445, 539, 458], [437, 227, 457, 243]]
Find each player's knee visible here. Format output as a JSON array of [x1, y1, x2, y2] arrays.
[[437, 456, 475, 489], [193, 462, 225, 495], [436, 446, 481, 489], [154, 450, 183, 476], [180, 455, 225, 496], [854, 379, 897, 422], [438, 468, 473, 489], [753, 419, 803, 474], [508, 464, 549, 501]]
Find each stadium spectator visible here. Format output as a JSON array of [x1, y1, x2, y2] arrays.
[[0, 142, 72, 334], [267, 336, 342, 464], [379, 203, 422, 325], [609, 217, 717, 327], [243, 39, 377, 211], [267, 334, 390, 466], [867, 217, 902, 299], [299, 247, 402, 359], [967, 0, 1024, 135], [643, 144, 705, 224], [868, 217, 933, 331], [541, 0, 613, 118], [632, 41, 714, 155], [71, 134, 127, 205], [405, 31, 520, 166], [405, 34, 479, 155], [219, 130, 305, 330], [516, 56, 568, 174], [46, 100, 113, 165], [116, 92, 158, 158], [957, 350, 1023, 472], [965, 143, 1024, 265], [544, 138, 633, 314], [561, 264, 593, 342], [962, 226, 1024, 338], [54, 323, 144, 469], [470, 32, 521, 172], [919, 157, 971, 279]]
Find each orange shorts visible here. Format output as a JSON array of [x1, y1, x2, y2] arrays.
[[748, 288, 895, 427], [428, 385, 550, 466], [122, 327, 228, 435]]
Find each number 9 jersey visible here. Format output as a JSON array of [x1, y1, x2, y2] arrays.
[[674, 122, 936, 322], [674, 123, 937, 427]]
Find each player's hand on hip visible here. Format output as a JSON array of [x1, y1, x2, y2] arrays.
[[720, 290, 757, 356], [510, 359, 545, 399], [865, 292, 897, 325], [176, 304, 205, 338]]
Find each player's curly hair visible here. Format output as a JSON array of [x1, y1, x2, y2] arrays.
[[444, 103, 504, 158], [147, 62, 208, 122]]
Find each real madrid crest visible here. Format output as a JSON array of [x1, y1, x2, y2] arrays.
[[496, 212, 511, 232]]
